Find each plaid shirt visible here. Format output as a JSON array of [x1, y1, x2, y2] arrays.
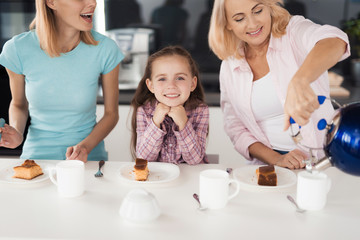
[[136, 101, 209, 164]]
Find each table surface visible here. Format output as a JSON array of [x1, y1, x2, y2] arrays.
[[0, 158, 359, 240]]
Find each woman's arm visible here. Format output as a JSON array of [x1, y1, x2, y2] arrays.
[[249, 142, 307, 169], [66, 64, 120, 162], [0, 68, 28, 148], [284, 37, 348, 129]]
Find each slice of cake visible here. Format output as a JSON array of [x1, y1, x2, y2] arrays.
[[134, 158, 149, 181], [256, 165, 277, 186], [13, 159, 44, 180]]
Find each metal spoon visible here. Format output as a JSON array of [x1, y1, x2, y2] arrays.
[[287, 195, 306, 213], [193, 193, 207, 211]]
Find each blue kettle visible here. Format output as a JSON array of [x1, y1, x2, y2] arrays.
[[290, 96, 360, 176], [314, 101, 360, 176]]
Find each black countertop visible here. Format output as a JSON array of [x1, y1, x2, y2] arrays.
[[97, 79, 360, 107], [97, 89, 221, 107]]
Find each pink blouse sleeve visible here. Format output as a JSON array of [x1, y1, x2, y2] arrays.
[[288, 16, 350, 61], [220, 62, 259, 160]]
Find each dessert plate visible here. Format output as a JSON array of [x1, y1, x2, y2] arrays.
[[118, 162, 180, 184], [233, 165, 297, 192], [0, 161, 51, 184]]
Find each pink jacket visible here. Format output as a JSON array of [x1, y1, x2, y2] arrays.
[[220, 16, 350, 164]]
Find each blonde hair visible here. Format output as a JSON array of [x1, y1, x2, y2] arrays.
[[29, 0, 98, 57], [208, 0, 291, 60]]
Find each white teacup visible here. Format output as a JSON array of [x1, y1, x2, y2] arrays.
[[49, 160, 85, 198], [296, 171, 331, 211], [199, 169, 240, 209]]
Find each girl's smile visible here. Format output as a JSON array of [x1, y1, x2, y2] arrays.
[[146, 55, 197, 107]]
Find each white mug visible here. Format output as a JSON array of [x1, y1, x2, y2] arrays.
[[49, 160, 85, 198], [199, 169, 240, 209], [296, 171, 331, 211]]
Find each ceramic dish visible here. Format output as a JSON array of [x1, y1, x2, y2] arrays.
[[233, 165, 297, 192], [0, 161, 50, 184], [118, 162, 180, 184]]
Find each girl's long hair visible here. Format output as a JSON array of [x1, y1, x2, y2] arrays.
[[130, 46, 206, 159], [30, 0, 98, 57]]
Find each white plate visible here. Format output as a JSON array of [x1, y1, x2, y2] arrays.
[[0, 161, 51, 184], [119, 162, 180, 184], [233, 165, 297, 192]]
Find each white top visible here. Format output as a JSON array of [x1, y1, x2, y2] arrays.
[[251, 72, 297, 151]]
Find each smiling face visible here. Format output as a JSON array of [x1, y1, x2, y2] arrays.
[[46, 0, 96, 32], [146, 55, 197, 107], [225, 0, 272, 48]]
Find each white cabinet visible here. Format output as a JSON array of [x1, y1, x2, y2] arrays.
[[96, 105, 241, 164]]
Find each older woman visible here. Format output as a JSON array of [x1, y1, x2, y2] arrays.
[[208, 0, 350, 169], [0, 0, 123, 162]]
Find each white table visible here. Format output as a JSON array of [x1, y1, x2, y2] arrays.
[[0, 157, 359, 240]]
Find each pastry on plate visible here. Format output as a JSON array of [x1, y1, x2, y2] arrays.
[[13, 159, 44, 180], [256, 165, 277, 186], [134, 158, 149, 181]]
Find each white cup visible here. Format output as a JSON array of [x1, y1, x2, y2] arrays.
[[296, 171, 331, 211], [199, 169, 240, 209], [49, 160, 85, 198]]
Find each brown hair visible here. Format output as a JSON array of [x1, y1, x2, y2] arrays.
[[29, 0, 98, 57], [208, 0, 291, 60], [130, 45, 206, 159]]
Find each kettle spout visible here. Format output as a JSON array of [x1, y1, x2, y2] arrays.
[[307, 156, 333, 173]]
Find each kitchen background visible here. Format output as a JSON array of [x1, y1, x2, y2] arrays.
[[0, 0, 360, 156]]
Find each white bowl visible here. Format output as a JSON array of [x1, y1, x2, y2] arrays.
[[119, 188, 161, 222]]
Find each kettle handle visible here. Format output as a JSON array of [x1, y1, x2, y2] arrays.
[[289, 95, 327, 130]]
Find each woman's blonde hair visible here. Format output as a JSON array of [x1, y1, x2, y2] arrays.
[[29, 0, 98, 57], [208, 0, 291, 60]]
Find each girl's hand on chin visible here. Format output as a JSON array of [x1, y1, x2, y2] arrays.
[[168, 105, 188, 131], [152, 102, 170, 128]]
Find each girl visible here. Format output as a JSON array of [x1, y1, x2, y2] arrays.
[[131, 46, 209, 165], [0, 0, 123, 162]]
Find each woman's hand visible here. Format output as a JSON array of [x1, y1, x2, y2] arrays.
[[168, 105, 188, 131], [0, 124, 23, 149], [66, 145, 88, 163], [152, 102, 170, 128], [283, 77, 320, 130], [275, 149, 307, 169]]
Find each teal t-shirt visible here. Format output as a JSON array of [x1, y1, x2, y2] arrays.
[[0, 30, 123, 160]]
